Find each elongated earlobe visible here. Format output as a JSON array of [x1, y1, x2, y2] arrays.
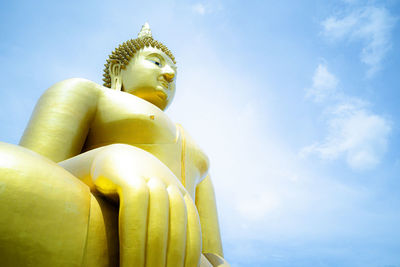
[[109, 61, 122, 91]]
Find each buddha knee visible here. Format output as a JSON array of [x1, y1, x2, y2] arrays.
[[96, 144, 173, 174], [91, 144, 179, 188], [0, 142, 93, 266]]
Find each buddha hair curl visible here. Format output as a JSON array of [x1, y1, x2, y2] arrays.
[[102, 36, 176, 88]]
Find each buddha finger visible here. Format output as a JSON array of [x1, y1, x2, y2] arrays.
[[118, 178, 149, 267], [165, 185, 187, 267], [183, 194, 202, 267], [145, 178, 169, 267]]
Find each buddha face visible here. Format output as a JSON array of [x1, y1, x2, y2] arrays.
[[120, 47, 177, 110]]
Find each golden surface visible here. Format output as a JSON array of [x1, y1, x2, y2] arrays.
[[0, 24, 229, 266]]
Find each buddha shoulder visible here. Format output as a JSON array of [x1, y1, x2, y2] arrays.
[[41, 78, 103, 102], [33, 78, 102, 119]]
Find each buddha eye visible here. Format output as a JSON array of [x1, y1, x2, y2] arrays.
[[148, 59, 162, 67]]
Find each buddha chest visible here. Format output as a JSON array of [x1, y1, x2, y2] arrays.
[[83, 90, 208, 196]]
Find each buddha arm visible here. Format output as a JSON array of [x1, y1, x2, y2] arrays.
[[19, 78, 100, 162], [196, 175, 230, 266]]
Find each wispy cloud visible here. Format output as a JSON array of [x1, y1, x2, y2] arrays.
[[192, 3, 206, 15], [301, 64, 391, 170], [191, 1, 223, 16], [342, 0, 359, 4], [322, 6, 396, 76], [302, 101, 391, 170], [306, 63, 338, 102]]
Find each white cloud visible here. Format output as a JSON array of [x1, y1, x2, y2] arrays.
[[302, 65, 392, 170], [306, 63, 338, 102], [322, 6, 396, 76], [302, 103, 391, 170]]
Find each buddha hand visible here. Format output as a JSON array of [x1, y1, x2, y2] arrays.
[[62, 144, 201, 267]]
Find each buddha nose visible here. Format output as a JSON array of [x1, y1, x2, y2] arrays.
[[162, 66, 175, 82]]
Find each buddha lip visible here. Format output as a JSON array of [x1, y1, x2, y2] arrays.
[[156, 91, 167, 100]]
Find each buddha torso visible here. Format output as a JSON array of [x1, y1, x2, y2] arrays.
[[83, 88, 208, 197]]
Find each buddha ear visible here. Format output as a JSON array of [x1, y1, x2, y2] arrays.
[[109, 60, 122, 91]]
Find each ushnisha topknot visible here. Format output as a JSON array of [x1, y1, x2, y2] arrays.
[[102, 23, 176, 88]]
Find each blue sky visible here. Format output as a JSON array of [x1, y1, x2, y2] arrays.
[[1, 0, 400, 266]]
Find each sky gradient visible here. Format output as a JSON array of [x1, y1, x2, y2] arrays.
[[1, 0, 400, 266]]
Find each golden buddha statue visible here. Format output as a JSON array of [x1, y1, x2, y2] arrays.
[[0, 23, 229, 267]]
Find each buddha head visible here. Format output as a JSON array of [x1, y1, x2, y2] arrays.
[[103, 23, 177, 110]]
